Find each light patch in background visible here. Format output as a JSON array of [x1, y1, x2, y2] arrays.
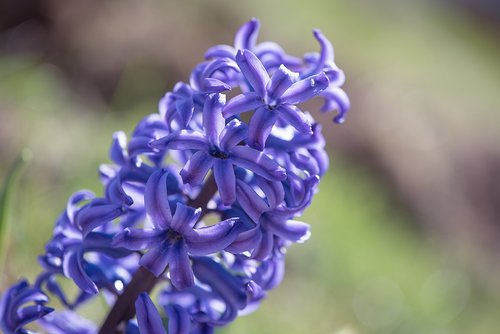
[[352, 276, 405, 330], [420, 268, 470, 325]]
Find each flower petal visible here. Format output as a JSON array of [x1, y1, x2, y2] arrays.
[[213, 159, 236, 206], [168, 240, 194, 290], [222, 92, 263, 118], [280, 72, 329, 105], [140, 241, 171, 277], [235, 180, 269, 223], [135, 293, 167, 334], [231, 146, 286, 181], [63, 249, 98, 294], [251, 230, 274, 261], [192, 257, 247, 311], [219, 119, 248, 151], [112, 228, 166, 251], [234, 18, 260, 50], [276, 104, 312, 135], [145, 169, 172, 229], [75, 201, 125, 237], [204, 44, 236, 59], [203, 94, 226, 146], [255, 177, 285, 209], [149, 130, 209, 151], [166, 304, 190, 334], [170, 203, 201, 233], [247, 106, 278, 150], [185, 218, 242, 255], [224, 226, 262, 253], [235, 49, 269, 98], [262, 215, 310, 242], [180, 151, 213, 186], [266, 65, 298, 102]]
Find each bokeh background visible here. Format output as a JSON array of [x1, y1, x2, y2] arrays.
[[1, 0, 500, 333]]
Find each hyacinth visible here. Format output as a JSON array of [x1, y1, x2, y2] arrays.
[[0, 18, 349, 333]]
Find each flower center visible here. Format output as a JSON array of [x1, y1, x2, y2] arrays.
[[210, 148, 229, 159]]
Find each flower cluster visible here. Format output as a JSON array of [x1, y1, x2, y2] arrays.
[[0, 18, 349, 333]]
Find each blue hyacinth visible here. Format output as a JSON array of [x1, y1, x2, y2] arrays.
[[0, 18, 349, 333]]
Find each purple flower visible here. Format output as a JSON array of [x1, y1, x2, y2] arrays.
[[205, 18, 302, 71], [223, 50, 329, 149], [0, 18, 350, 333], [151, 94, 287, 205], [0, 280, 53, 334], [113, 169, 244, 289], [135, 293, 166, 334]]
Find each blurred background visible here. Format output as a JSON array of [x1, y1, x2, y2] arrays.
[[1, 0, 500, 333]]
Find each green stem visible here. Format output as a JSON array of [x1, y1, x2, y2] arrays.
[[0, 148, 32, 285]]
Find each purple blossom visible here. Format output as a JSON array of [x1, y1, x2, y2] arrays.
[[223, 49, 329, 149], [113, 169, 244, 289], [0, 280, 53, 334], [0, 18, 349, 334], [151, 94, 287, 205]]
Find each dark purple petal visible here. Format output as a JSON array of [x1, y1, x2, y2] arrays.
[[192, 257, 247, 311], [263, 215, 310, 242], [234, 18, 260, 50], [276, 104, 312, 135], [266, 65, 298, 102], [222, 92, 263, 118], [235, 180, 269, 223], [63, 249, 98, 294], [251, 230, 274, 261], [219, 119, 248, 151], [203, 93, 226, 146], [180, 151, 213, 186], [105, 177, 133, 206], [247, 106, 278, 150], [38, 311, 97, 334], [168, 240, 194, 290], [255, 177, 285, 209], [83, 232, 131, 257], [254, 41, 303, 70], [225, 226, 262, 253], [231, 146, 286, 181], [320, 86, 350, 124], [204, 44, 236, 59], [109, 131, 128, 165], [201, 58, 239, 79], [128, 136, 155, 158], [213, 159, 236, 206], [203, 78, 231, 93], [303, 29, 334, 77], [140, 241, 171, 277], [254, 251, 286, 290], [76, 202, 125, 237], [185, 218, 242, 255], [309, 148, 329, 176], [145, 169, 172, 229], [135, 293, 167, 334], [170, 203, 201, 233], [290, 152, 320, 176], [149, 131, 209, 151], [112, 228, 166, 251], [66, 190, 94, 224], [166, 304, 190, 334], [16, 305, 53, 330], [280, 72, 329, 105], [235, 50, 269, 97]]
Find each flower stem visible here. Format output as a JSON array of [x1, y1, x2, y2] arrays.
[[98, 173, 217, 333]]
